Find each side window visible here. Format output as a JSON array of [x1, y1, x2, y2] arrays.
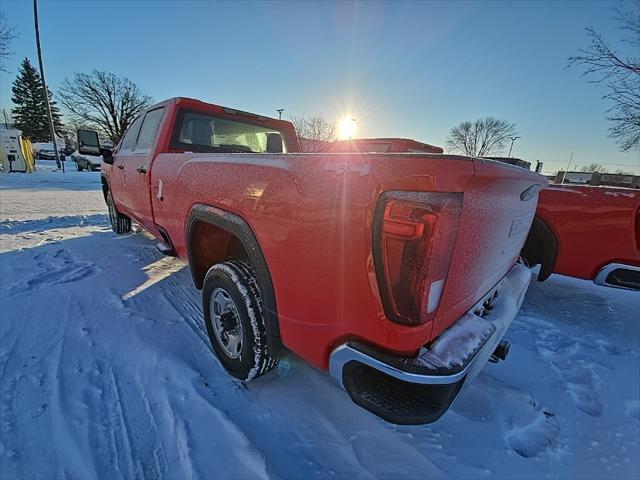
[[119, 116, 143, 153], [135, 108, 165, 153]]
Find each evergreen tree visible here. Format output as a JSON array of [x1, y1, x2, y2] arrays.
[[11, 58, 64, 141]]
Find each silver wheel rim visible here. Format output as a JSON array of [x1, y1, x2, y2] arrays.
[[210, 287, 243, 359]]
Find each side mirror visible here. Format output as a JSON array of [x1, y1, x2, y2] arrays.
[[77, 129, 100, 156], [100, 147, 114, 165]]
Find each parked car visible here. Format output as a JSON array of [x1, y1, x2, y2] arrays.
[[78, 97, 545, 424], [521, 184, 640, 290], [63, 143, 76, 156], [71, 151, 101, 171], [37, 149, 65, 160]]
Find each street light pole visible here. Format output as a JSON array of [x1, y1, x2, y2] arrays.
[[33, 0, 63, 172], [507, 136, 521, 158], [561, 152, 573, 184], [276, 108, 284, 120]]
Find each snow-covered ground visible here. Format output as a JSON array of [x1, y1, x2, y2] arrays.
[[1, 163, 639, 479]]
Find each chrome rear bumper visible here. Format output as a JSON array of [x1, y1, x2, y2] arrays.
[[594, 263, 640, 291], [329, 262, 533, 424]]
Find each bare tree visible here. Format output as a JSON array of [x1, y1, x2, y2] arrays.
[[58, 70, 152, 144], [613, 168, 633, 175], [568, 4, 640, 152], [0, 13, 18, 73], [290, 115, 336, 152], [446, 117, 518, 157], [580, 162, 608, 173], [63, 117, 93, 138]]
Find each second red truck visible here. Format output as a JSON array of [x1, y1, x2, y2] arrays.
[[78, 97, 545, 424]]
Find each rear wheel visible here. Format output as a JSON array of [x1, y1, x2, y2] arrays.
[[106, 189, 131, 234], [202, 260, 279, 381]]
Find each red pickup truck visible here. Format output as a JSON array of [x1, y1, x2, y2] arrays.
[[522, 184, 640, 290], [78, 97, 544, 424]]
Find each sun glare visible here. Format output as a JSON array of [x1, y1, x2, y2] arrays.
[[337, 116, 358, 140]]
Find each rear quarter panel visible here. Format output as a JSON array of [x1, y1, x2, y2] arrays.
[[150, 152, 475, 368]]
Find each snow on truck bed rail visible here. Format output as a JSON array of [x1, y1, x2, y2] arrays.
[[0, 165, 638, 479]]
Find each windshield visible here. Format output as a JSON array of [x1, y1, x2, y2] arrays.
[[171, 109, 287, 154]]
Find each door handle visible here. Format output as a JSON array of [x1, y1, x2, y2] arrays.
[[137, 166, 147, 174], [117, 164, 124, 170]]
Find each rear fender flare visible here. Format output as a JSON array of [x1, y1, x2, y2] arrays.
[[186, 204, 281, 346], [524, 215, 558, 281]]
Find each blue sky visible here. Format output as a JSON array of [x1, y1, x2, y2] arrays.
[[1, 0, 638, 174]]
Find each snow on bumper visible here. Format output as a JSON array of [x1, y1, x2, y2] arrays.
[[329, 262, 533, 425]]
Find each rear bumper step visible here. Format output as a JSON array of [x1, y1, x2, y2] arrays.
[[594, 263, 640, 291], [329, 262, 533, 425]]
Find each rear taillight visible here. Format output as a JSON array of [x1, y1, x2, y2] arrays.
[[372, 192, 463, 326]]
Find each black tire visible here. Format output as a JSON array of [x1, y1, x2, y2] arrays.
[[106, 189, 132, 234], [202, 260, 279, 381]]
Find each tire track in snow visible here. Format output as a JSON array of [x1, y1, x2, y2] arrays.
[[159, 276, 210, 349], [110, 368, 165, 479], [118, 245, 210, 350], [85, 358, 127, 479], [0, 373, 26, 478], [82, 337, 172, 479], [50, 319, 95, 478]]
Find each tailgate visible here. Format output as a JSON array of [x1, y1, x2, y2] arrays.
[[431, 159, 546, 339]]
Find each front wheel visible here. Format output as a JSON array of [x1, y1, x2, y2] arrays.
[[106, 189, 131, 234], [202, 260, 279, 381]]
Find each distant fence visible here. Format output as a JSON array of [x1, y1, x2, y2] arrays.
[[555, 171, 640, 188]]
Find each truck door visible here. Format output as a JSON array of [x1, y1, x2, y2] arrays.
[[112, 107, 166, 233], [110, 116, 142, 218]]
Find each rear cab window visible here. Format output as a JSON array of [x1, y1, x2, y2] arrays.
[[170, 109, 288, 154]]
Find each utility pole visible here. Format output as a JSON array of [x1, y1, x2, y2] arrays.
[[33, 0, 63, 172], [507, 136, 521, 157], [276, 108, 284, 120]]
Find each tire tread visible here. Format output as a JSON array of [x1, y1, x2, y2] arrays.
[[203, 260, 279, 381]]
